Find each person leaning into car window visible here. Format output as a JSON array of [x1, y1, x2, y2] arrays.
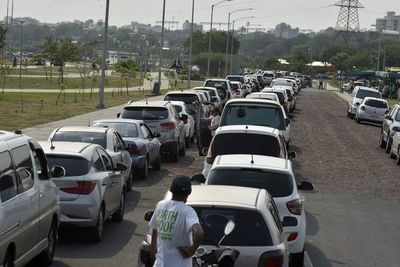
[[150, 176, 204, 267], [208, 107, 221, 137]]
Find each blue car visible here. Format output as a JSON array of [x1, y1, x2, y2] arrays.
[[91, 119, 162, 180]]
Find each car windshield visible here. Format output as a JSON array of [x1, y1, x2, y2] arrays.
[[91, 122, 139, 138], [221, 104, 285, 130], [227, 76, 244, 83], [205, 80, 227, 90], [356, 89, 381, 100], [47, 155, 89, 176], [208, 168, 293, 197], [263, 73, 274, 77], [212, 133, 281, 157], [164, 94, 198, 105], [122, 107, 169, 120], [52, 131, 107, 148], [194, 207, 273, 246], [364, 100, 387, 109]]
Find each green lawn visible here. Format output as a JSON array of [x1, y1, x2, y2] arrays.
[[0, 89, 167, 131]]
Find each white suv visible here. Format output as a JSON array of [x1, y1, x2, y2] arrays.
[[195, 154, 314, 267], [347, 86, 382, 118], [0, 131, 64, 267]]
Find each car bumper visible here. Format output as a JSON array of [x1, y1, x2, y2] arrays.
[[160, 141, 178, 154], [283, 215, 306, 254], [59, 197, 101, 227], [357, 112, 384, 123], [130, 154, 147, 170]]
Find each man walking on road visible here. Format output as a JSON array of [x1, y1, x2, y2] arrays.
[[150, 176, 204, 267]]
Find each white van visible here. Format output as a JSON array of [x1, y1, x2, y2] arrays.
[[0, 131, 64, 267]]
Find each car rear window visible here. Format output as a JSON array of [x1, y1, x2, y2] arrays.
[[164, 94, 198, 105], [203, 89, 216, 97], [227, 76, 244, 84], [205, 80, 227, 90], [173, 105, 183, 113], [208, 168, 293, 197], [122, 107, 169, 120], [212, 133, 281, 157], [91, 122, 139, 138], [365, 100, 387, 108], [47, 155, 89, 176], [231, 83, 239, 90], [221, 104, 285, 130], [356, 89, 381, 100], [52, 131, 107, 148], [263, 73, 274, 78], [264, 91, 285, 104], [194, 207, 273, 246]]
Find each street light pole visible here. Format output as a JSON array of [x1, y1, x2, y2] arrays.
[[157, 0, 166, 96], [187, 0, 195, 88], [230, 16, 254, 74], [18, 20, 25, 90], [98, 0, 110, 109], [225, 8, 252, 76], [206, 0, 232, 78]]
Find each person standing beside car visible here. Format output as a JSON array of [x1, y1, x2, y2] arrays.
[[208, 107, 221, 137], [150, 176, 204, 267]]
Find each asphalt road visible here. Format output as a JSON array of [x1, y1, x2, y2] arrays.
[[26, 88, 400, 266]]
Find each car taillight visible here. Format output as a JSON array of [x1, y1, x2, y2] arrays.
[[160, 122, 176, 129], [206, 139, 216, 164], [286, 198, 303, 215], [287, 232, 298, 242], [127, 144, 140, 154], [258, 250, 284, 267], [360, 106, 365, 111], [60, 181, 96, 195]]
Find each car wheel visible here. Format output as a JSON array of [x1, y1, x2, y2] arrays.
[[126, 171, 133, 192], [385, 135, 392, 153], [356, 117, 360, 124], [138, 159, 149, 180], [112, 192, 125, 223], [152, 153, 161, 170], [185, 136, 190, 148], [170, 142, 180, 162], [90, 206, 105, 242], [179, 138, 186, 156], [3, 248, 14, 267], [290, 250, 304, 267], [380, 131, 386, 148], [37, 220, 57, 266], [397, 147, 400, 165]]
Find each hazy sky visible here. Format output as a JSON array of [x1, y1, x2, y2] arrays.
[[0, 0, 398, 31]]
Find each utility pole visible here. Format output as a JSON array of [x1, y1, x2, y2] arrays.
[[187, 0, 195, 89], [18, 20, 25, 90], [98, 0, 110, 108], [157, 0, 166, 96]]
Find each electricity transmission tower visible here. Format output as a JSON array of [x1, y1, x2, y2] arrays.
[[334, 0, 364, 42]]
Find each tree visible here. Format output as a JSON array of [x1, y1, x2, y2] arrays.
[[115, 60, 137, 95]]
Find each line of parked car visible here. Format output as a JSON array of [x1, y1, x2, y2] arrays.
[[346, 85, 400, 164], [139, 71, 315, 267]]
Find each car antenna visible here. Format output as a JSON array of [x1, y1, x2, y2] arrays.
[[50, 128, 60, 150], [251, 154, 254, 164]]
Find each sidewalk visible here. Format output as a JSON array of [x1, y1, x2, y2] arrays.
[[326, 82, 352, 103]]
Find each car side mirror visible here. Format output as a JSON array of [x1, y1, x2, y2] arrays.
[[288, 114, 294, 119], [191, 174, 206, 184], [117, 113, 121, 118], [51, 166, 65, 178], [392, 126, 400, 132], [189, 110, 196, 115], [285, 118, 291, 126], [385, 115, 393, 121], [288, 151, 297, 159], [298, 181, 314, 191], [115, 162, 127, 172], [153, 132, 161, 138], [180, 114, 188, 124], [144, 210, 154, 221], [211, 96, 218, 102], [355, 102, 360, 106]]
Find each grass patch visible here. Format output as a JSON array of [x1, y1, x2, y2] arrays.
[[166, 80, 203, 91], [0, 89, 167, 131]]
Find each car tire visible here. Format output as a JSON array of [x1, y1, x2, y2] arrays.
[[90, 206, 105, 243], [152, 153, 161, 171], [385, 135, 392, 153], [170, 143, 180, 162], [179, 139, 186, 156], [37, 220, 57, 266], [185, 136, 190, 148], [356, 117, 360, 124], [290, 250, 304, 267], [3, 248, 14, 267], [126, 171, 133, 192], [138, 159, 149, 180], [397, 147, 400, 165], [112, 192, 125, 223], [380, 131, 386, 148]]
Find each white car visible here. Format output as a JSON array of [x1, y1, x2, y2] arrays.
[[170, 101, 195, 147], [220, 98, 291, 145], [0, 131, 64, 267], [197, 154, 314, 267], [380, 103, 400, 153], [193, 86, 222, 110], [202, 125, 295, 177], [246, 92, 280, 103], [262, 88, 290, 115], [389, 127, 400, 164], [347, 86, 382, 119], [230, 81, 244, 98], [355, 97, 389, 124], [272, 85, 296, 112], [139, 185, 289, 267]]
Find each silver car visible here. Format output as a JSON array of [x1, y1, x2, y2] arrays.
[[355, 97, 389, 124], [0, 131, 64, 267], [40, 141, 126, 242], [119, 101, 186, 162], [48, 126, 133, 191], [139, 185, 289, 267]]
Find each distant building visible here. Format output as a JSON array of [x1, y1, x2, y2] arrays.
[[274, 23, 299, 39], [375, 11, 400, 32], [182, 20, 203, 33], [97, 50, 139, 65]]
